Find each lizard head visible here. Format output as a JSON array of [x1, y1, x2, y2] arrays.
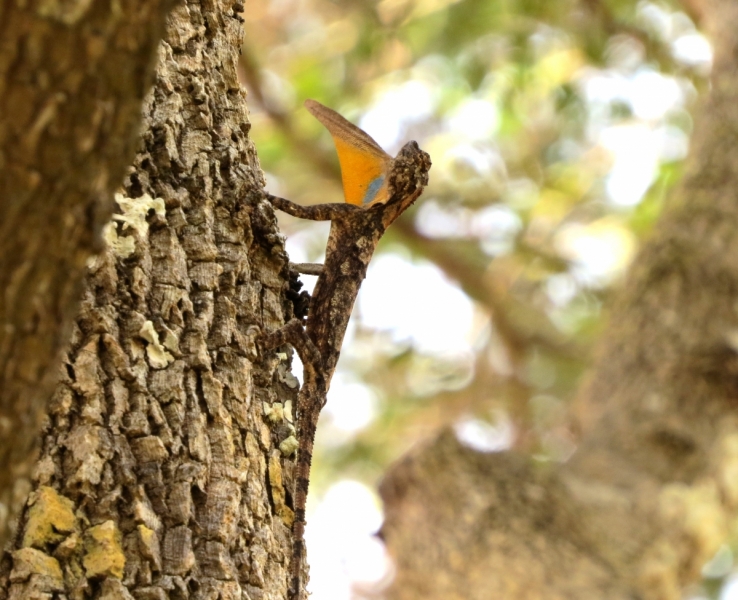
[[380, 140, 432, 227]]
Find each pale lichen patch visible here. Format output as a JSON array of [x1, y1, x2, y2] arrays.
[[113, 193, 165, 237], [83, 521, 125, 579], [263, 402, 284, 424], [138, 321, 175, 369], [104, 193, 165, 258], [279, 368, 299, 390], [103, 222, 136, 258], [279, 435, 299, 458], [22, 486, 77, 549]]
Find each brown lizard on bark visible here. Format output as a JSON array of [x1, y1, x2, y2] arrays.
[[260, 99, 431, 600]]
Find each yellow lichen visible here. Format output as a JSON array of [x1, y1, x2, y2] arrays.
[[22, 486, 76, 549], [83, 521, 125, 579]]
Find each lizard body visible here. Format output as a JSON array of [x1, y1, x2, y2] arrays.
[[261, 109, 431, 600]]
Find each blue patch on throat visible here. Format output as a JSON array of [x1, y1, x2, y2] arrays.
[[362, 175, 385, 205]]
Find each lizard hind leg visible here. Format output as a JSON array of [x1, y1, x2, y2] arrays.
[[260, 318, 323, 385]]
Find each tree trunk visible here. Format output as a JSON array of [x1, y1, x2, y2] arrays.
[[380, 4, 738, 599], [0, 1, 297, 598], [0, 0, 175, 547]]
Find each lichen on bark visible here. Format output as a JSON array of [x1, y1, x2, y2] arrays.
[[0, 0, 178, 549], [0, 0, 300, 598]]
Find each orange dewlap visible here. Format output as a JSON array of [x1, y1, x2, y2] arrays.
[[305, 99, 393, 206], [333, 137, 390, 206]]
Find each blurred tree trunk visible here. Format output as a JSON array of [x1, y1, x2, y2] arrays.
[[0, 0, 175, 547], [380, 3, 738, 600], [0, 1, 298, 599]]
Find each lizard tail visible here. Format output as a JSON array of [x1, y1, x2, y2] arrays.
[[289, 407, 319, 600]]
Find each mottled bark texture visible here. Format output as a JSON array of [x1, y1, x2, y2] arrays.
[[0, 1, 299, 599], [381, 5, 738, 600], [0, 0, 176, 547]]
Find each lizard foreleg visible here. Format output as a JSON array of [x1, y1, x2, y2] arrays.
[[266, 194, 361, 221]]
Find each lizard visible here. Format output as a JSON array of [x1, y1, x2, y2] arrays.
[[259, 99, 431, 600]]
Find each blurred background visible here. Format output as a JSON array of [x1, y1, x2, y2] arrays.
[[237, 1, 722, 598]]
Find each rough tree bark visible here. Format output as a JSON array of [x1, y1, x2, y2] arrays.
[[380, 4, 738, 600], [0, 1, 298, 599], [0, 0, 176, 547]]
